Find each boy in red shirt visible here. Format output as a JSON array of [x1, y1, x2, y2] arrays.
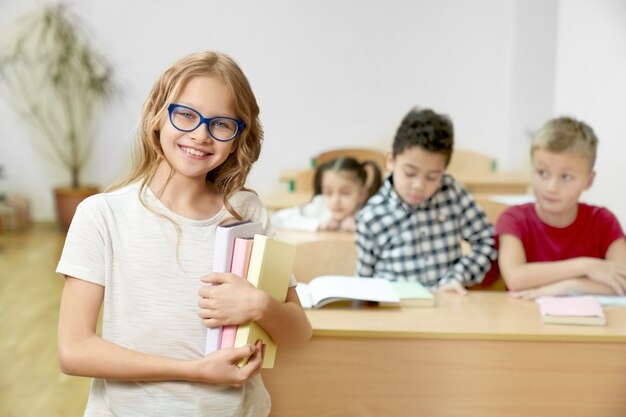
[[497, 116, 626, 299]]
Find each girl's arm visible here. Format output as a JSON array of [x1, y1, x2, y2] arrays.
[[499, 234, 626, 294], [58, 276, 263, 387], [199, 274, 312, 346], [255, 287, 313, 346]]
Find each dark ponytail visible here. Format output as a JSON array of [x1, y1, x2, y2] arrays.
[[313, 156, 383, 203]]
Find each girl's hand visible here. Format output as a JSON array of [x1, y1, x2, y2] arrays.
[[338, 216, 356, 232], [193, 341, 264, 387], [436, 280, 468, 296], [318, 218, 340, 231], [198, 273, 267, 328], [585, 259, 626, 296]]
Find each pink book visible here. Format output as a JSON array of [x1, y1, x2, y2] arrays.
[[220, 237, 255, 349], [537, 296, 606, 326], [205, 221, 262, 354]]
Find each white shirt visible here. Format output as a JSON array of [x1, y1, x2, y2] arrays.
[[57, 182, 279, 417], [270, 195, 331, 232]]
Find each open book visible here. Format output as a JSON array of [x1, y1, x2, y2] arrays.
[[537, 296, 606, 326], [296, 276, 402, 308]]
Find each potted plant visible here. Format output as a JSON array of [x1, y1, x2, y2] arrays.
[[0, 4, 113, 231]]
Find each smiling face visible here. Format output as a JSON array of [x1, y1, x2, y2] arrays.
[[387, 146, 447, 206], [531, 148, 595, 226], [158, 76, 237, 181]]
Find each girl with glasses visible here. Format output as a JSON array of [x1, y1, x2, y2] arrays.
[[56, 51, 312, 417]]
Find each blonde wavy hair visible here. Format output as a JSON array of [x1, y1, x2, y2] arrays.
[[108, 51, 262, 220]]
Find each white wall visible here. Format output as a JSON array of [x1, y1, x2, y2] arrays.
[[509, 0, 558, 171], [1, 0, 608, 224], [554, 0, 626, 225]]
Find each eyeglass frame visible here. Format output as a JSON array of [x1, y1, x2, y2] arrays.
[[167, 103, 245, 142]]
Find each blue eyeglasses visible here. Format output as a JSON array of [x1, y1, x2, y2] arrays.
[[167, 103, 245, 142]]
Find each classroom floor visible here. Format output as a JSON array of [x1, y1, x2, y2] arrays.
[[0, 224, 90, 417]]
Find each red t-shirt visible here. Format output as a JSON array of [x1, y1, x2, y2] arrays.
[[496, 203, 624, 262]]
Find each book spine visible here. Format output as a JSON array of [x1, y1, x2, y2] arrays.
[[220, 238, 254, 349], [205, 227, 235, 354]]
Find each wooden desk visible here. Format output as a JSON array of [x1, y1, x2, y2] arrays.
[[263, 292, 626, 417], [262, 191, 313, 211]]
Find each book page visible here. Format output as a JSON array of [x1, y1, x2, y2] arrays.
[[295, 283, 313, 309], [306, 276, 400, 307]]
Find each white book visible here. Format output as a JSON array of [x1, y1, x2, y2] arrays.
[[205, 220, 263, 354], [295, 275, 400, 309]]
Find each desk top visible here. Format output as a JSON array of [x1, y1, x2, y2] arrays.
[[306, 291, 626, 343], [274, 227, 355, 244]]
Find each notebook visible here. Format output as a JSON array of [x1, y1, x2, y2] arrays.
[[537, 296, 606, 326]]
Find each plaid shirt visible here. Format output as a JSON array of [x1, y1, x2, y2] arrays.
[[356, 174, 497, 288]]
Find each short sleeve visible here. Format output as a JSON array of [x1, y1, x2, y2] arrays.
[[231, 191, 274, 236], [596, 207, 625, 256], [56, 201, 106, 286], [495, 205, 526, 239]]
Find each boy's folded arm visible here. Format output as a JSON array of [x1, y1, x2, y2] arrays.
[[498, 234, 593, 291], [510, 278, 616, 300], [567, 277, 617, 295]]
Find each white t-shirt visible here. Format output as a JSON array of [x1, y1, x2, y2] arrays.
[[270, 195, 331, 232], [56, 181, 286, 417]]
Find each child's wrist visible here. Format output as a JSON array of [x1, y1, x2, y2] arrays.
[[579, 257, 595, 277], [251, 289, 271, 322], [187, 359, 203, 383]]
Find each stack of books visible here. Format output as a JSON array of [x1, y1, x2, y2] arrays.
[[205, 220, 295, 368]]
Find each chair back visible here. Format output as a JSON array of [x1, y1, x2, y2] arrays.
[[473, 195, 509, 225], [291, 169, 315, 194], [447, 149, 495, 176], [292, 238, 357, 283], [315, 148, 387, 174]]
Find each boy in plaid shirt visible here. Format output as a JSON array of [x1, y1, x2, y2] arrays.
[[356, 107, 497, 293]]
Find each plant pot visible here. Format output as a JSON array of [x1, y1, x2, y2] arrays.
[[53, 186, 99, 232]]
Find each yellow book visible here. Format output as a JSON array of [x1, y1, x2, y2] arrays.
[[234, 235, 296, 368]]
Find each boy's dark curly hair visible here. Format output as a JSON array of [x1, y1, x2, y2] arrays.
[[392, 108, 454, 166]]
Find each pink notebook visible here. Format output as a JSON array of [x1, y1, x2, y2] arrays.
[[537, 296, 606, 326], [220, 237, 255, 349]]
